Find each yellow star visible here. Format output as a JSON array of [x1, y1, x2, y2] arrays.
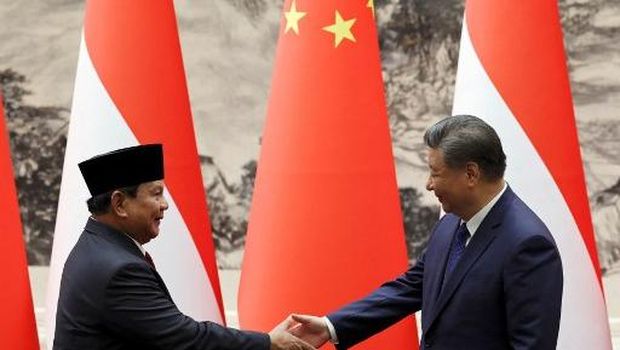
[[367, 0, 375, 18], [284, 0, 306, 35], [322, 10, 356, 47]]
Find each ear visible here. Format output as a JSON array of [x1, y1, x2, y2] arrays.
[[110, 190, 129, 218], [464, 162, 481, 186]]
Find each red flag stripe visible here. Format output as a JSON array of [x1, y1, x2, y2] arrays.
[[465, 0, 602, 279], [0, 93, 39, 349], [83, 1, 224, 316], [240, 0, 417, 348]]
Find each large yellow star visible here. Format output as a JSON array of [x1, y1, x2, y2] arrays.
[[367, 0, 375, 18], [322, 10, 356, 47], [284, 0, 306, 35]]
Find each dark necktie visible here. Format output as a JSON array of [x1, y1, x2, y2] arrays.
[[442, 223, 470, 287], [144, 251, 157, 270]]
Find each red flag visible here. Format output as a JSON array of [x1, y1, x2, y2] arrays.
[[0, 93, 39, 349], [239, 1, 417, 349], [46, 1, 224, 346], [453, 0, 612, 348]]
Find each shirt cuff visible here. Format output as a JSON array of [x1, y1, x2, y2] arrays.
[[323, 316, 339, 344]]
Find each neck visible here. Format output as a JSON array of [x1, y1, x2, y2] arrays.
[[460, 179, 505, 221], [93, 214, 142, 244]]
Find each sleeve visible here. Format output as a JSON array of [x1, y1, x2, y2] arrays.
[[503, 235, 563, 350], [326, 254, 425, 350], [103, 263, 270, 350]]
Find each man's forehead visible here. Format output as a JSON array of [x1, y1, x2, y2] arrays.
[[426, 148, 443, 163]]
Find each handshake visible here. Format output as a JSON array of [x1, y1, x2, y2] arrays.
[[269, 314, 331, 350]]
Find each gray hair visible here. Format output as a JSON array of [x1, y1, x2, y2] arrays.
[[423, 115, 506, 181]]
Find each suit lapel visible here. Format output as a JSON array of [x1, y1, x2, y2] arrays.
[[424, 187, 515, 333], [426, 218, 460, 311]]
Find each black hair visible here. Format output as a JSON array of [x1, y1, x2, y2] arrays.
[[86, 185, 140, 215]]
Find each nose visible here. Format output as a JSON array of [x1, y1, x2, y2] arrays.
[[426, 176, 433, 192], [161, 196, 169, 211]]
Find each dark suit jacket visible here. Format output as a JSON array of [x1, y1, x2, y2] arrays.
[[328, 187, 563, 350], [54, 218, 269, 350]]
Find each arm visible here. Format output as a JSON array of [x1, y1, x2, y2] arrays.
[[503, 236, 563, 350], [103, 263, 311, 350], [323, 253, 425, 349]]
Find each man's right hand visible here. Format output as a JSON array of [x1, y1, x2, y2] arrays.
[[269, 316, 316, 350], [287, 314, 331, 348]]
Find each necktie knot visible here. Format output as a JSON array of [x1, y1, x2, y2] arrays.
[[457, 223, 470, 244]]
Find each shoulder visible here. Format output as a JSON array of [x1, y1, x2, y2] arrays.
[[497, 194, 559, 258], [494, 191, 551, 238], [65, 230, 148, 284]]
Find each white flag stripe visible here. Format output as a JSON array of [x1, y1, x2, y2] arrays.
[[46, 33, 221, 349], [150, 194, 222, 324], [452, 19, 611, 350]]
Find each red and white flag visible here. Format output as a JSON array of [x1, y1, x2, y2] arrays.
[[453, 0, 612, 348], [0, 93, 39, 349], [46, 1, 224, 347], [239, 0, 417, 349]]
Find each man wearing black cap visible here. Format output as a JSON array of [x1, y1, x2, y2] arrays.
[[53, 144, 314, 350]]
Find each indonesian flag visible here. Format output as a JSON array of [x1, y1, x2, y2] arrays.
[[238, 0, 417, 349], [45, 1, 224, 347], [453, 0, 612, 348], [0, 93, 39, 349]]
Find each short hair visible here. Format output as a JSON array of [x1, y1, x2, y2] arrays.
[[86, 185, 140, 215], [423, 115, 506, 181]]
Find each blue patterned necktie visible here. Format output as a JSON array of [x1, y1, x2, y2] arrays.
[[442, 223, 470, 287]]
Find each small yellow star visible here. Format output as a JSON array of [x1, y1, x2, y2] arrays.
[[367, 0, 375, 18], [322, 10, 356, 47], [284, 0, 306, 35]]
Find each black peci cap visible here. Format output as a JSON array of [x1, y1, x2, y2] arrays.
[[78, 144, 164, 196]]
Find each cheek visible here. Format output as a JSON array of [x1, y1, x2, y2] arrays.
[[436, 182, 458, 201], [433, 179, 447, 193], [148, 199, 161, 211]]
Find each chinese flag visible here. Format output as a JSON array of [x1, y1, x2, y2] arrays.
[[453, 0, 612, 348], [0, 93, 39, 349], [239, 1, 417, 349]]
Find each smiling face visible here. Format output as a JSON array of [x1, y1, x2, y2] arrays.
[[121, 180, 169, 244], [425, 147, 475, 218]]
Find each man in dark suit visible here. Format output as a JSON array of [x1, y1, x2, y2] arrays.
[[289, 115, 563, 349], [54, 144, 314, 350]]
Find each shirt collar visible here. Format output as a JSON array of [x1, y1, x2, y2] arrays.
[[464, 182, 507, 237], [124, 233, 147, 256]]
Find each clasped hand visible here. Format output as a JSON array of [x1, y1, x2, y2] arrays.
[[270, 314, 331, 349]]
